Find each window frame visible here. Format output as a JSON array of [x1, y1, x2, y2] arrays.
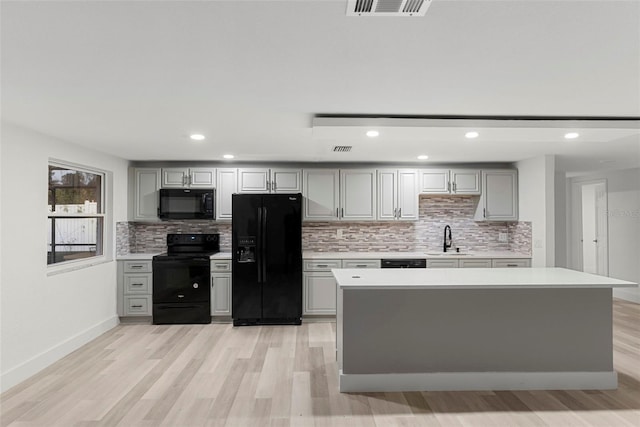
[[47, 160, 109, 272]]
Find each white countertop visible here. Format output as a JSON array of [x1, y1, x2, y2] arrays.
[[303, 251, 530, 260], [210, 252, 232, 259], [117, 252, 232, 260], [116, 253, 160, 260], [333, 267, 637, 290]]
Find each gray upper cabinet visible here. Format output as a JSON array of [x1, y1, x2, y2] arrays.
[[420, 169, 449, 193], [216, 168, 238, 220], [272, 168, 302, 193], [420, 169, 480, 195], [161, 167, 216, 188], [340, 169, 377, 220], [450, 169, 481, 195], [480, 169, 518, 221], [130, 168, 161, 221], [238, 168, 269, 193], [377, 169, 418, 221], [303, 169, 340, 221], [303, 169, 377, 221], [238, 168, 302, 193]]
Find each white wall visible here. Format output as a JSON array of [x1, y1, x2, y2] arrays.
[[516, 155, 555, 267], [568, 168, 640, 303], [0, 123, 129, 392]]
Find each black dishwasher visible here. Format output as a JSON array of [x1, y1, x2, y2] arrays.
[[380, 259, 426, 268]]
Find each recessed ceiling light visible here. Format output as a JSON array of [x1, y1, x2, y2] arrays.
[[465, 131, 479, 139], [417, 155, 429, 160], [564, 132, 579, 139], [190, 134, 205, 141], [223, 154, 235, 159], [366, 130, 379, 138]]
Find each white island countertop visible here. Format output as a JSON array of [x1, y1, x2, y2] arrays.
[[333, 267, 637, 290]]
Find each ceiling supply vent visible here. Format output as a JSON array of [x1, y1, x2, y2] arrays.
[[347, 0, 431, 16], [332, 145, 353, 152]]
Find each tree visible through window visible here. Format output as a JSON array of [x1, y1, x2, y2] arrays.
[[48, 163, 104, 265]]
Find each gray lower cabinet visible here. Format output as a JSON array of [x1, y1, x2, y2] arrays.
[[303, 258, 380, 316], [118, 260, 153, 317], [304, 272, 339, 315], [210, 259, 232, 316], [492, 258, 531, 268], [427, 259, 460, 268], [459, 259, 492, 268]]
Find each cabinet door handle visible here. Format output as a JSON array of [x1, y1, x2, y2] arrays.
[[506, 264, 518, 267], [398, 208, 401, 218], [447, 181, 451, 192], [131, 305, 143, 308], [336, 208, 339, 218], [130, 265, 143, 269], [483, 208, 486, 218], [341, 208, 344, 218], [273, 181, 277, 191], [355, 264, 367, 268], [131, 283, 144, 286], [267, 181, 271, 191], [453, 182, 457, 192], [317, 264, 328, 268]]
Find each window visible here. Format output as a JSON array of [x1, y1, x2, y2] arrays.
[[48, 163, 105, 265]]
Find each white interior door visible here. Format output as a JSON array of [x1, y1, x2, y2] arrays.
[[580, 182, 608, 276], [581, 184, 598, 274]]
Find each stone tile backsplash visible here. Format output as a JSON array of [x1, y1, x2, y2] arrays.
[[117, 195, 531, 255]]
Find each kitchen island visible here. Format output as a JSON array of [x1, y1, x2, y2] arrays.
[[333, 267, 637, 392]]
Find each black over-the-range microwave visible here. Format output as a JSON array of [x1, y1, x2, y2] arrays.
[[158, 188, 215, 220]]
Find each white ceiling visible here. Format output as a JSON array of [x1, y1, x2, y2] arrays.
[[2, 0, 639, 173]]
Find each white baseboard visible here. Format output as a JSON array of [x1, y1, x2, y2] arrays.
[[1, 316, 119, 393], [339, 370, 618, 392]]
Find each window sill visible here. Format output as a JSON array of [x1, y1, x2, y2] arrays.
[[46, 255, 112, 276]]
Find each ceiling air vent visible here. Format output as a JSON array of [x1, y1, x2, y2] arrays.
[[333, 145, 353, 152], [347, 0, 432, 17]]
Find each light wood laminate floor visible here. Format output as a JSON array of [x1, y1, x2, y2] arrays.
[[1, 299, 639, 427]]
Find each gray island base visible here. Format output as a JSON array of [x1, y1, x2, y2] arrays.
[[333, 268, 637, 393]]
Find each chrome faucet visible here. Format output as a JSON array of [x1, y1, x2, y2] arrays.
[[443, 225, 452, 252]]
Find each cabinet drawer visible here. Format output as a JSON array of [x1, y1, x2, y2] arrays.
[[124, 274, 151, 294], [123, 260, 152, 273], [124, 296, 151, 316], [427, 259, 459, 268], [342, 259, 380, 269], [492, 259, 531, 268], [211, 259, 232, 272], [459, 259, 492, 268], [303, 259, 342, 271]]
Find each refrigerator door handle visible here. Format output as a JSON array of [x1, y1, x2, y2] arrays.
[[262, 207, 268, 283], [257, 207, 263, 283]]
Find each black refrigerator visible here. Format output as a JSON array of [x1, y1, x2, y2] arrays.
[[232, 193, 302, 326]]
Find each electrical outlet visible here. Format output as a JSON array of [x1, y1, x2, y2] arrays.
[[498, 232, 508, 242], [337, 229, 343, 239]]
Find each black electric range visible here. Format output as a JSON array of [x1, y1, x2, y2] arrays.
[[152, 233, 219, 324]]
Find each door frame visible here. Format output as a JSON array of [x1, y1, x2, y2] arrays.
[[569, 178, 609, 275]]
